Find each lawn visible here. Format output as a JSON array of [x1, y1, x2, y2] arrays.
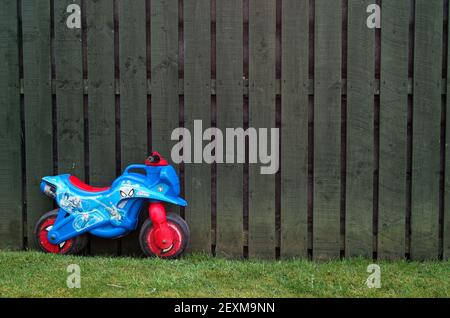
[[0, 251, 449, 297]]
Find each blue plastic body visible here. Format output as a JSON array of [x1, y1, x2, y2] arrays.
[[40, 164, 187, 245]]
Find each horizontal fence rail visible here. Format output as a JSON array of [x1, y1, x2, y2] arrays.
[[1, 0, 450, 260]]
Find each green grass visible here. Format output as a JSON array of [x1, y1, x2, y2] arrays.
[[0, 251, 449, 297]]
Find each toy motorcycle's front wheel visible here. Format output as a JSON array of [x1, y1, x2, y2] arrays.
[[139, 213, 190, 259], [34, 210, 87, 255]]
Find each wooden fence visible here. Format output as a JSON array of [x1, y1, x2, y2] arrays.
[[1, 0, 449, 260]]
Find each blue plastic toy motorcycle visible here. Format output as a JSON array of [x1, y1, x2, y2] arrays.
[[34, 152, 189, 259]]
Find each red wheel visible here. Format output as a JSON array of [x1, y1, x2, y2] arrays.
[[34, 210, 87, 255], [139, 213, 190, 259]]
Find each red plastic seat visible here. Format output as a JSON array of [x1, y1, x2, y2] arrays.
[[69, 176, 111, 193]]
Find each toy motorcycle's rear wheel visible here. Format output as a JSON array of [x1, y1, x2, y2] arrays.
[[34, 209, 87, 255], [139, 213, 190, 259]]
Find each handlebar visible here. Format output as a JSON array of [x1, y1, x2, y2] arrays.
[[124, 164, 148, 175]]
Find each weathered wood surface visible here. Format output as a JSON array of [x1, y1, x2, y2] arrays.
[[54, 0, 84, 178], [378, 0, 409, 260], [280, 0, 309, 259], [248, 0, 277, 259], [22, 0, 54, 249], [216, 0, 244, 258], [0, 0, 22, 249], [313, 0, 342, 260], [345, 0, 375, 258], [0, 0, 447, 261], [184, 0, 212, 253], [411, 0, 442, 260]]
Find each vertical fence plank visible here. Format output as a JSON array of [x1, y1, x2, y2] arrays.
[[411, 0, 443, 260], [313, 0, 342, 260], [378, 0, 409, 260], [216, 0, 244, 258], [184, 0, 211, 253], [151, 0, 179, 164], [280, 0, 308, 259], [119, 0, 148, 255], [86, 0, 117, 255], [54, 0, 84, 178], [446, 2, 450, 261], [345, 0, 375, 258], [0, 0, 22, 249], [22, 0, 53, 249], [151, 0, 180, 217], [119, 0, 147, 169], [248, 0, 276, 259]]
